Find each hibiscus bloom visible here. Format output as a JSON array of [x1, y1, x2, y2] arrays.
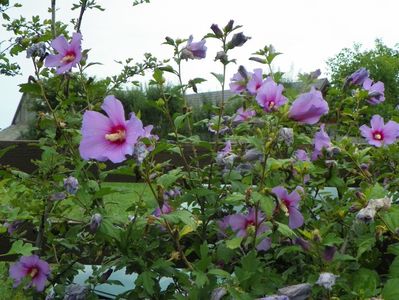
[[256, 78, 287, 112], [272, 186, 304, 229], [181, 35, 207, 60], [362, 78, 385, 105], [247, 68, 264, 95], [233, 107, 256, 122], [9, 255, 50, 292], [224, 208, 271, 251], [344, 67, 369, 87], [230, 66, 249, 94], [360, 115, 399, 147], [45, 32, 82, 74], [79, 95, 144, 163], [288, 87, 329, 124]]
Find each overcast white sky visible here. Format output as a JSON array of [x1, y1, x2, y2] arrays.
[[1, 0, 398, 130]]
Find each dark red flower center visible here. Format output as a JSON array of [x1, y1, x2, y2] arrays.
[[268, 100, 276, 108], [61, 51, 76, 63], [105, 125, 126, 144], [372, 131, 384, 141], [245, 219, 256, 228], [28, 267, 39, 278]]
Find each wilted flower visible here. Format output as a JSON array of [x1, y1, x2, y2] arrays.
[[45, 32, 82, 74], [227, 32, 250, 49], [279, 127, 294, 146], [64, 176, 79, 194], [153, 201, 173, 217], [163, 188, 181, 201], [230, 66, 249, 94], [345, 67, 369, 87], [211, 287, 227, 300], [316, 272, 338, 290], [310, 69, 321, 80], [357, 197, 392, 223], [215, 51, 228, 64], [363, 78, 385, 105], [247, 68, 264, 95], [50, 192, 67, 201], [79, 95, 144, 163], [64, 283, 89, 300], [9, 255, 51, 292], [256, 78, 287, 112], [272, 186, 304, 229], [278, 283, 312, 300], [360, 115, 399, 147], [141, 125, 159, 150], [225, 208, 271, 251], [243, 148, 263, 162], [216, 141, 237, 167], [233, 107, 256, 123], [133, 142, 149, 165], [26, 42, 46, 59], [181, 35, 207, 60], [90, 213, 102, 233], [288, 87, 329, 125], [257, 296, 289, 300]]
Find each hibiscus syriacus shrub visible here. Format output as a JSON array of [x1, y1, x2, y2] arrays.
[[3, 2, 399, 299]]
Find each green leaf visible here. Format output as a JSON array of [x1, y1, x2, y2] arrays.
[[156, 168, 183, 189], [224, 193, 245, 205], [389, 256, 399, 278], [137, 271, 155, 295], [4, 241, 38, 256], [208, 268, 231, 278], [226, 237, 243, 249], [276, 222, 296, 238], [253, 192, 275, 217], [356, 237, 375, 259], [211, 72, 224, 85], [352, 268, 380, 298], [383, 278, 399, 300], [152, 68, 165, 84], [174, 112, 191, 129]]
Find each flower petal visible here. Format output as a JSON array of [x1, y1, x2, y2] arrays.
[[288, 206, 304, 229], [101, 96, 126, 126], [370, 115, 384, 131], [272, 186, 289, 200], [51, 35, 69, 54]]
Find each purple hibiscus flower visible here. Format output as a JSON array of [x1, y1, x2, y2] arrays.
[[153, 201, 173, 217], [360, 115, 399, 147], [181, 35, 207, 60], [288, 87, 329, 125], [362, 78, 385, 105], [256, 77, 287, 112], [294, 149, 309, 162], [247, 68, 264, 95], [233, 107, 256, 122], [311, 124, 331, 160], [79, 95, 144, 163], [272, 186, 304, 229], [224, 208, 271, 251], [9, 255, 51, 292], [345, 67, 369, 87], [230, 66, 249, 94], [45, 32, 82, 74]]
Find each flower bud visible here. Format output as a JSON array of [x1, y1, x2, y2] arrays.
[[211, 287, 227, 300], [211, 24, 223, 37], [312, 229, 322, 242], [64, 176, 79, 194], [227, 32, 250, 49], [322, 245, 336, 261], [90, 213, 102, 233], [278, 283, 311, 299], [64, 284, 89, 300], [224, 20, 234, 32]]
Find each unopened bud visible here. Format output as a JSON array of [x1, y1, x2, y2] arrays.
[[211, 24, 223, 37]]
